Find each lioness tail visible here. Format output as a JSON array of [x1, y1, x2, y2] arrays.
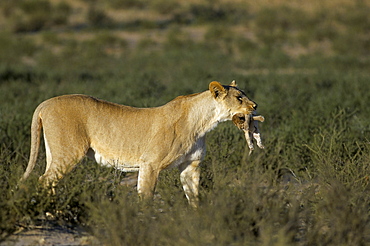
[[20, 106, 43, 182]]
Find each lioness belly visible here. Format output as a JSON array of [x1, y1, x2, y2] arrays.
[[86, 148, 140, 172]]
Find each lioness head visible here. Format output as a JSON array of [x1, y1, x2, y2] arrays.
[[209, 80, 257, 118]]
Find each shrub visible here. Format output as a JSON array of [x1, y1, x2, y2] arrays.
[[13, 0, 51, 32], [52, 1, 72, 25], [108, 0, 147, 9], [87, 6, 114, 27], [6, 0, 72, 32]]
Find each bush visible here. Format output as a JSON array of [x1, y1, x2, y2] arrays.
[[13, 0, 52, 32], [87, 6, 114, 27], [5, 0, 72, 32], [108, 0, 147, 9], [52, 1, 72, 25]]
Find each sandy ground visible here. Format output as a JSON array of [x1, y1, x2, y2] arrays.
[[1, 223, 100, 246]]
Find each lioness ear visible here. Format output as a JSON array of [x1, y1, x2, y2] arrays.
[[230, 80, 237, 87], [209, 81, 227, 99]]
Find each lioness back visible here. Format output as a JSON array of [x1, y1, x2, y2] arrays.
[[38, 94, 182, 170]]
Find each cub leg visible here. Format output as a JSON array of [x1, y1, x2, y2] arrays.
[[179, 160, 201, 208], [244, 130, 254, 155], [253, 132, 265, 149]]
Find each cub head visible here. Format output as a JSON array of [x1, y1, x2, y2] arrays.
[[232, 113, 248, 130], [209, 80, 257, 119], [232, 113, 265, 130]]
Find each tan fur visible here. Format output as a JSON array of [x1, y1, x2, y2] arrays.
[[21, 81, 256, 207]]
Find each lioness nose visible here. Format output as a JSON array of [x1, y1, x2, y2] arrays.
[[253, 103, 257, 110]]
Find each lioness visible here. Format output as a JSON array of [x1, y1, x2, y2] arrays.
[[21, 81, 256, 207]]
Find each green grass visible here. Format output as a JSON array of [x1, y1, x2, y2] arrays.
[[0, 0, 369, 245]]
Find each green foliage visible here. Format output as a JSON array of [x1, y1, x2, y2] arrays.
[[254, 5, 309, 47], [87, 6, 113, 28], [2, 0, 72, 32], [107, 0, 147, 9], [0, 33, 37, 65], [150, 0, 180, 15]]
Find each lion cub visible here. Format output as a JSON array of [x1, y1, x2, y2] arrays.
[[232, 112, 265, 155]]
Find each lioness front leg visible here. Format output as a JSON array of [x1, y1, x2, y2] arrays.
[[179, 160, 201, 208], [137, 165, 160, 200]]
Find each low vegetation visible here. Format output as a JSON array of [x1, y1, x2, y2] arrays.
[[0, 0, 369, 245]]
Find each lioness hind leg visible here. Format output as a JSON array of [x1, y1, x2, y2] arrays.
[[39, 157, 83, 191], [179, 160, 201, 208], [39, 139, 86, 191], [40, 127, 88, 191]]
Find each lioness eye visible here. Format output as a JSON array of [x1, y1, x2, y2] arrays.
[[237, 96, 243, 102]]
